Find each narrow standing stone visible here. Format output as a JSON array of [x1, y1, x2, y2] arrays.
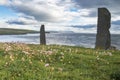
[[95, 8, 111, 50], [40, 24, 46, 45]]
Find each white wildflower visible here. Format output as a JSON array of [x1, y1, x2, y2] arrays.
[[45, 63, 49, 67]]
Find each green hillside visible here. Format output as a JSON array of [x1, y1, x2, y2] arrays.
[[0, 28, 39, 35]]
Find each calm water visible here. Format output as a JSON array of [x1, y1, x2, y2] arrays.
[[0, 33, 120, 49]]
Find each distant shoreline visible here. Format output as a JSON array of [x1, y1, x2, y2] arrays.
[[0, 28, 50, 35], [0, 28, 120, 35]]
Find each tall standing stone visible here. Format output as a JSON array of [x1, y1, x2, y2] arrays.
[[95, 8, 111, 50], [40, 24, 46, 45]]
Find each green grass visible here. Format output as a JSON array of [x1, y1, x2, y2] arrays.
[[0, 43, 119, 80]]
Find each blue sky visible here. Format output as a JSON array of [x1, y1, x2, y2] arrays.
[[0, 0, 120, 34], [0, 6, 17, 19]]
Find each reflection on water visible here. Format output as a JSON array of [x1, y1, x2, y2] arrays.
[[0, 33, 120, 49]]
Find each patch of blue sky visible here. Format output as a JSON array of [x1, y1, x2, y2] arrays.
[[0, 6, 18, 19], [70, 7, 78, 12]]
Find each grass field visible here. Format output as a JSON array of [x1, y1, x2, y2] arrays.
[[0, 43, 119, 80]]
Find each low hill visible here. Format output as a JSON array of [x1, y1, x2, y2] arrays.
[[0, 28, 39, 35]]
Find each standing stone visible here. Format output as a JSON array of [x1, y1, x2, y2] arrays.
[[95, 8, 111, 50], [40, 24, 46, 45]]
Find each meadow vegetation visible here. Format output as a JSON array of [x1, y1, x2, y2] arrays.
[[0, 43, 119, 80]]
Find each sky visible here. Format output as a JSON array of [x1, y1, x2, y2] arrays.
[[0, 0, 120, 34]]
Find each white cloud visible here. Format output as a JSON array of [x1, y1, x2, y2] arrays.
[[111, 24, 120, 34], [3, 0, 97, 25], [7, 16, 39, 25], [0, 0, 120, 34], [5, 0, 75, 22], [0, 0, 8, 5], [0, 19, 38, 30]]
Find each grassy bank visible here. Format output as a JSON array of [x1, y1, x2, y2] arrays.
[[0, 43, 119, 80]]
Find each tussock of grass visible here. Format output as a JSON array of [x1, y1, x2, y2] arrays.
[[0, 43, 119, 80]]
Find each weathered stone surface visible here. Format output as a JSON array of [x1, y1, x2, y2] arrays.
[[40, 24, 46, 45], [95, 8, 111, 50]]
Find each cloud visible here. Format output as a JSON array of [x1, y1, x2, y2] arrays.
[[73, 0, 105, 9], [73, 0, 120, 15], [0, 0, 120, 34], [72, 0, 120, 9], [72, 0, 120, 20], [110, 24, 120, 34], [0, 0, 98, 25], [0, 19, 39, 30], [6, 16, 38, 25], [0, 0, 8, 5], [1, 0, 120, 22], [112, 20, 120, 25], [4, 0, 75, 23]]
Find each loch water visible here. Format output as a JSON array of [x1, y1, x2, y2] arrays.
[[0, 33, 120, 49]]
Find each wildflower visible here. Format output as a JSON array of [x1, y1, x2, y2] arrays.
[[45, 63, 49, 67], [60, 59, 63, 62], [107, 52, 112, 56], [10, 54, 14, 61], [21, 57, 25, 61], [96, 56, 100, 60], [29, 61, 32, 64], [45, 51, 53, 55], [68, 61, 71, 63], [61, 55, 64, 59], [48, 57, 52, 61], [51, 67, 54, 71], [107, 62, 109, 64], [29, 60, 32, 64], [5, 45, 12, 52], [22, 51, 30, 55], [5, 62, 8, 65], [75, 49, 78, 53], [40, 59, 43, 62], [68, 48, 72, 52], [58, 68, 63, 72], [5, 62, 10, 67], [18, 74, 21, 77], [60, 52, 64, 55]]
